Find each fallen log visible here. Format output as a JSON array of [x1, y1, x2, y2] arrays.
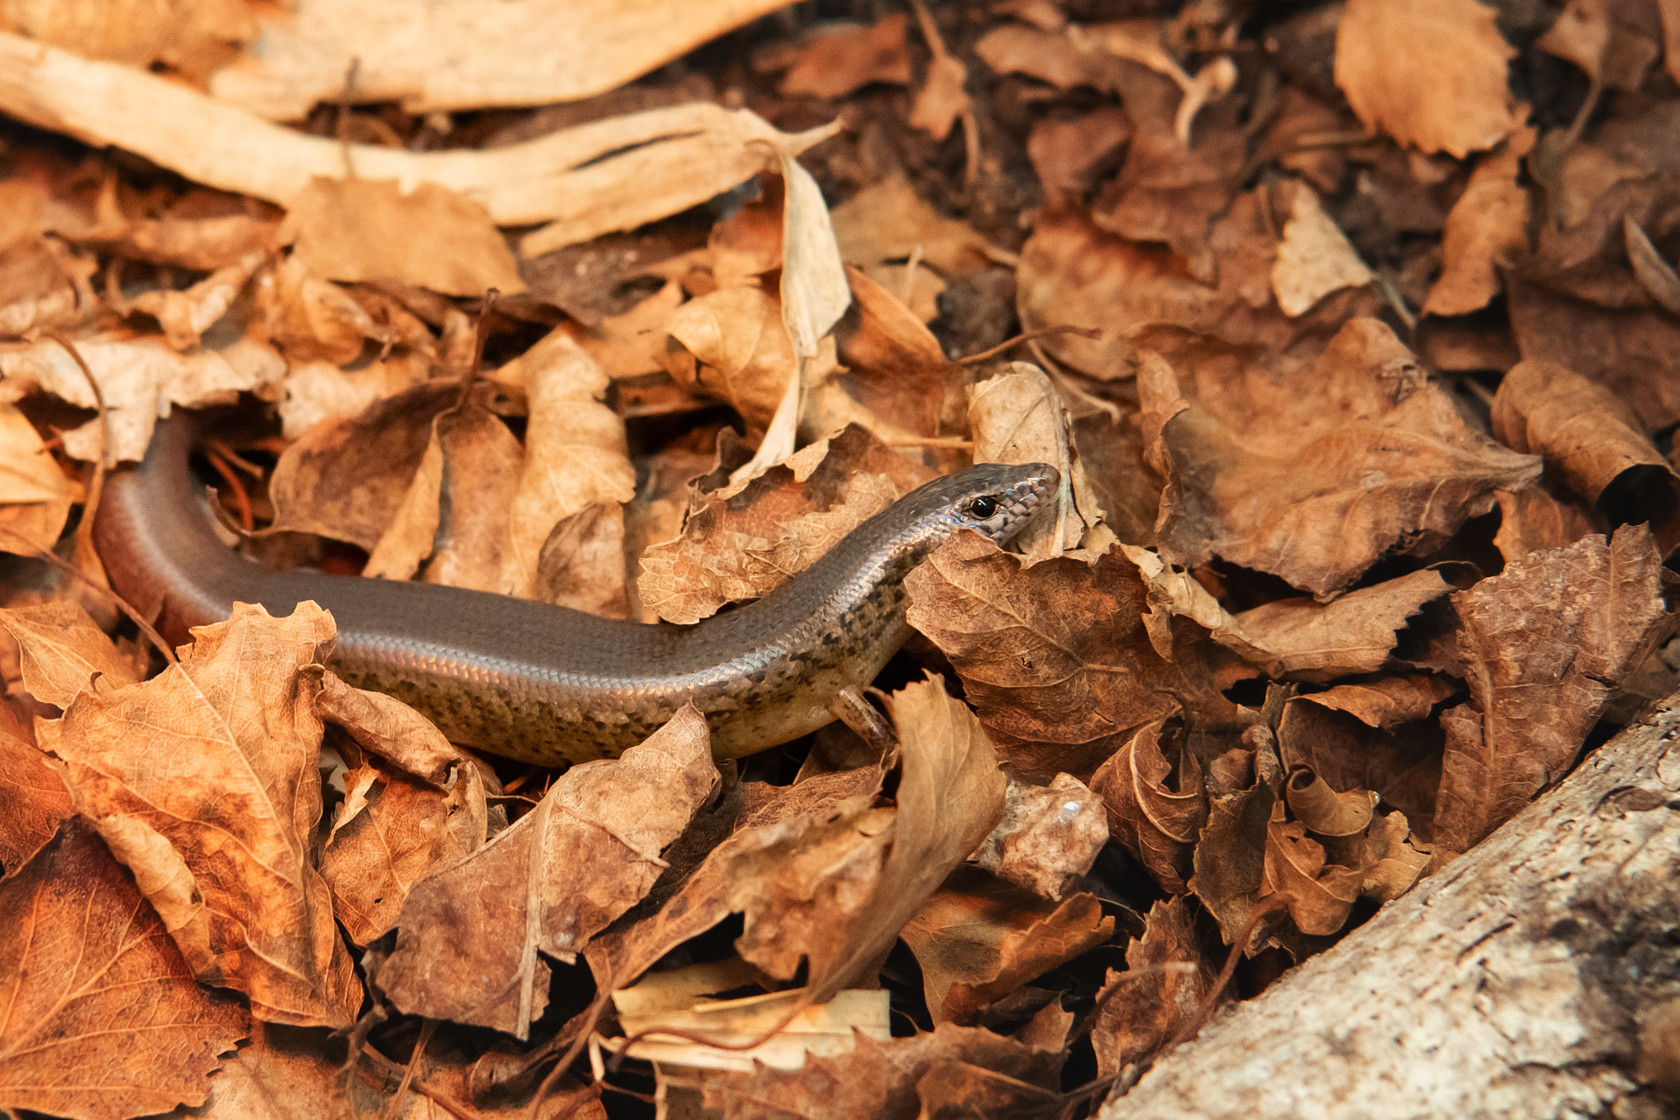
[[1105, 694, 1680, 1120]]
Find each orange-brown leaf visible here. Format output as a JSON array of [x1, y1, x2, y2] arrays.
[[376, 706, 716, 1037], [36, 602, 361, 1027], [0, 823, 248, 1120]]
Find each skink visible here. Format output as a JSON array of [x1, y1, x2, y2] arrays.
[[93, 411, 1057, 764]]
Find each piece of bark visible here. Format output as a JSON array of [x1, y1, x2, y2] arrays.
[[1102, 691, 1680, 1119]]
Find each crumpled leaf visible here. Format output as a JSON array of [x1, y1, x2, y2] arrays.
[[1091, 895, 1212, 1076], [315, 675, 490, 946], [1283, 768, 1378, 838], [1090, 718, 1206, 893], [1491, 358, 1680, 552], [0, 823, 249, 1120], [906, 535, 1244, 779], [0, 334, 284, 464], [901, 867, 1113, 1024], [1277, 694, 1444, 842], [1334, 0, 1528, 158], [376, 706, 716, 1037], [1434, 524, 1676, 854], [494, 329, 635, 600], [804, 674, 1008, 1003], [1424, 139, 1530, 315], [1147, 318, 1541, 598], [35, 603, 361, 1027], [1262, 801, 1428, 936]]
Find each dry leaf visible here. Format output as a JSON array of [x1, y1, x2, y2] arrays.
[[609, 966, 891, 1072], [1435, 525, 1675, 854], [803, 674, 1008, 1004], [779, 13, 911, 98], [1090, 718, 1207, 893], [582, 768, 881, 998], [0, 334, 283, 463], [268, 382, 464, 551], [320, 754, 488, 947], [1016, 200, 1373, 382], [0, 600, 140, 708], [1424, 141, 1531, 315], [699, 1020, 1061, 1120], [1148, 319, 1541, 597], [376, 707, 716, 1037], [0, 727, 71, 873], [830, 176, 996, 278], [1297, 675, 1461, 731], [665, 286, 796, 435], [314, 675, 490, 945], [1270, 181, 1375, 316], [1188, 774, 1275, 950], [638, 425, 924, 624], [1277, 696, 1443, 841], [0, 823, 249, 1120], [495, 330, 635, 599], [1491, 358, 1680, 551], [1027, 107, 1133, 197], [364, 402, 523, 591], [273, 354, 431, 439], [1091, 896, 1211, 1076], [282, 177, 523, 298], [123, 251, 262, 351], [36, 602, 362, 1027], [906, 535, 1243, 779], [966, 363, 1088, 556], [749, 153, 853, 475], [1493, 485, 1599, 564], [0, 45, 837, 251], [1221, 570, 1456, 682], [901, 867, 1113, 1024], [911, 52, 971, 143], [1506, 173, 1680, 432], [1334, 0, 1528, 158], [6, 0, 252, 76], [0, 403, 71, 555]]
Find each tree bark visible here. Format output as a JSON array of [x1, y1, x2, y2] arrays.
[[1103, 694, 1680, 1120]]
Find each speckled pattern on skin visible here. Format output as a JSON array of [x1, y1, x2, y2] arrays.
[[95, 413, 1059, 764]]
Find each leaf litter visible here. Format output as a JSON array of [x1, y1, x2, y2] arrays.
[[0, 3, 1676, 1118]]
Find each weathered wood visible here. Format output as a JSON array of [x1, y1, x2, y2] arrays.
[[1104, 697, 1680, 1120]]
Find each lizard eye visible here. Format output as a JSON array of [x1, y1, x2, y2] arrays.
[[967, 495, 997, 519]]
